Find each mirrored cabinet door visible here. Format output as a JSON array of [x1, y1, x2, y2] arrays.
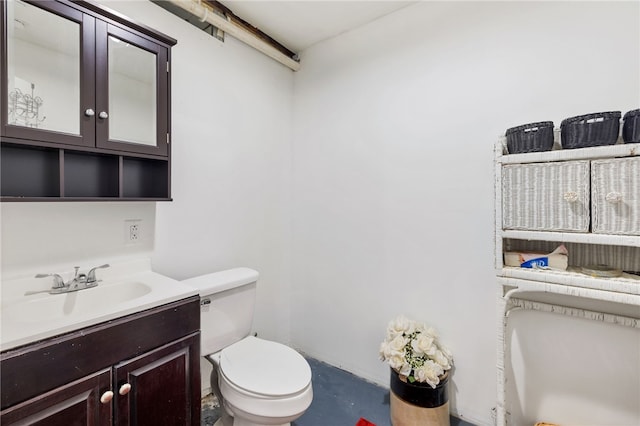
[[95, 22, 168, 156], [1, 0, 95, 147]]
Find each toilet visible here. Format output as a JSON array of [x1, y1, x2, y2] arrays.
[[182, 268, 313, 426]]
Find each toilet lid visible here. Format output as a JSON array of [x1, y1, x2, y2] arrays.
[[219, 336, 311, 397]]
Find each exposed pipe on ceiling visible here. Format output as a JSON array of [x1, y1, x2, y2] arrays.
[[166, 0, 301, 71]]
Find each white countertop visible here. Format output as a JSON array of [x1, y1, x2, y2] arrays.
[[0, 258, 198, 352]]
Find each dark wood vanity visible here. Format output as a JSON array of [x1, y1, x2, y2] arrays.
[[0, 296, 201, 425]]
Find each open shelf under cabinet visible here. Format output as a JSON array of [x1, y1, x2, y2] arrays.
[[0, 143, 170, 201]]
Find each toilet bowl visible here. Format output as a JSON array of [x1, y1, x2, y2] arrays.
[[182, 268, 313, 426], [209, 336, 313, 426]]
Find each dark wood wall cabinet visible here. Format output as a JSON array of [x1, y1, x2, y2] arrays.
[[0, 296, 201, 425], [0, 0, 176, 201]]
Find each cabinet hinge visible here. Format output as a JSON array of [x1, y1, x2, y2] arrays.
[[167, 133, 170, 145], [166, 61, 170, 73]]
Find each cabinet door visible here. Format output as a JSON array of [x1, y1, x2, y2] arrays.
[[1, 0, 95, 147], [95, 21, 168, 156], [114, 333, 200, 426], [591, 157, 640, 235], [0, 369, 111, 426], [502, 161, 590, 232]]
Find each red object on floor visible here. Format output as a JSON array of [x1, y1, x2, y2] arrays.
[[356, 418, 376, 426]]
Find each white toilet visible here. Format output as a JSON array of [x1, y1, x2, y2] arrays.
[[182, 268, 313, 426]]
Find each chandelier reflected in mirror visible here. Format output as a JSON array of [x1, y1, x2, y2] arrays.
[[8, 82, 45, 128]]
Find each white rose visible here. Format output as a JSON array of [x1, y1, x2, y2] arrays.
[[440, 344, 453, 362], [389, 334, 408, 353], [379, 341, 391, 360], [388, 352, 406, 370], [433, 349, 451, 370], [411, 333, 435, 357], [387, 316, 415, 339], [413, 321, 427, 333], [399, 362, 412, 377], [423, 327, 439, 339], [414, 360, 445, 389]]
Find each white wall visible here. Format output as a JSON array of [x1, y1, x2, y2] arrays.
[[1, 0, 294, 351], [291, 2, 639, 425], [0, 202, 155, 279], [98, 1, 294, 346]]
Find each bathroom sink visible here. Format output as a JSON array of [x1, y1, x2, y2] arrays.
[[1, 259, 199, 351], [4, 281, 152, 324]]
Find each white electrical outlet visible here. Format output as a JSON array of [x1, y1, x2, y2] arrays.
[[125, 219, 142, 244], [129, 224, 139, 241]]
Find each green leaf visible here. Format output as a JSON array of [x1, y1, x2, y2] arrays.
[[408, 376, 416, 383]]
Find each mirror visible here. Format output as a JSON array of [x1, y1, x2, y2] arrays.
[[108, 35, 157, 146], [6, 0, 80, 134]]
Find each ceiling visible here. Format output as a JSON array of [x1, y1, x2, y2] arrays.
[[219, 1, 415, 53]]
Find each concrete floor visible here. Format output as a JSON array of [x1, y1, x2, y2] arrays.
[[201, 357, 475, 426]]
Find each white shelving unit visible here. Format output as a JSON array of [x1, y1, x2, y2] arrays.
[[494, 139, 640, 426]]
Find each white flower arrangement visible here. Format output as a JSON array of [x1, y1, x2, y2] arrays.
[[379, 315, 453, 389]]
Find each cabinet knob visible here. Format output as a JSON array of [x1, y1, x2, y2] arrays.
[[605, 192, 623, 203], [119, 383, 132, 396], [99, 111, 109, 119], [563, 191, 579, 203], [84, 108, 95, 117], [100, 391, 114, 404]]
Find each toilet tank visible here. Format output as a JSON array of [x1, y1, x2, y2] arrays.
[[182, 267, 259, 355]]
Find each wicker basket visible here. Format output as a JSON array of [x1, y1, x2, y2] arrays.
[[560, 111, 621, 149], [622, 109, 640, 143], [505, 121, 554, 154]]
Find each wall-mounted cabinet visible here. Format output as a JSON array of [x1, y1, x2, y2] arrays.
[[0, 0, 176, 201]]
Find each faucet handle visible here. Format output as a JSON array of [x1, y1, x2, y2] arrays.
[[35, 273, 66, 289], [87, 264, 110, 283]]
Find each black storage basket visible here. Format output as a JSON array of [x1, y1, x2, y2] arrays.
[[622, 109, 640, 143], [560, 111, 621, 149], [505, 121, 554, 154]]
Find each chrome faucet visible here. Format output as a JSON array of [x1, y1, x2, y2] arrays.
[[34, 264, 110, 294], [67, 266, 87, 290], [87, 264, 110, 284], [33, 273, 66, 289]]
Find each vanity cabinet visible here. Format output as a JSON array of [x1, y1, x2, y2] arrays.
[[0, 369, 112, 425], [0, 297, 201, 425], [494, 141, 640, 425], [0, 0, 176, 201], [114, 335, 197, 425]]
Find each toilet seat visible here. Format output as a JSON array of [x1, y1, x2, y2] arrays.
[[219, 336, 311, 397]]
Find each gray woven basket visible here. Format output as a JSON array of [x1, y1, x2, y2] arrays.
[[560, 111, 621, 149], [622, 109, 640, 143], [505, 121, 554, 154]]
